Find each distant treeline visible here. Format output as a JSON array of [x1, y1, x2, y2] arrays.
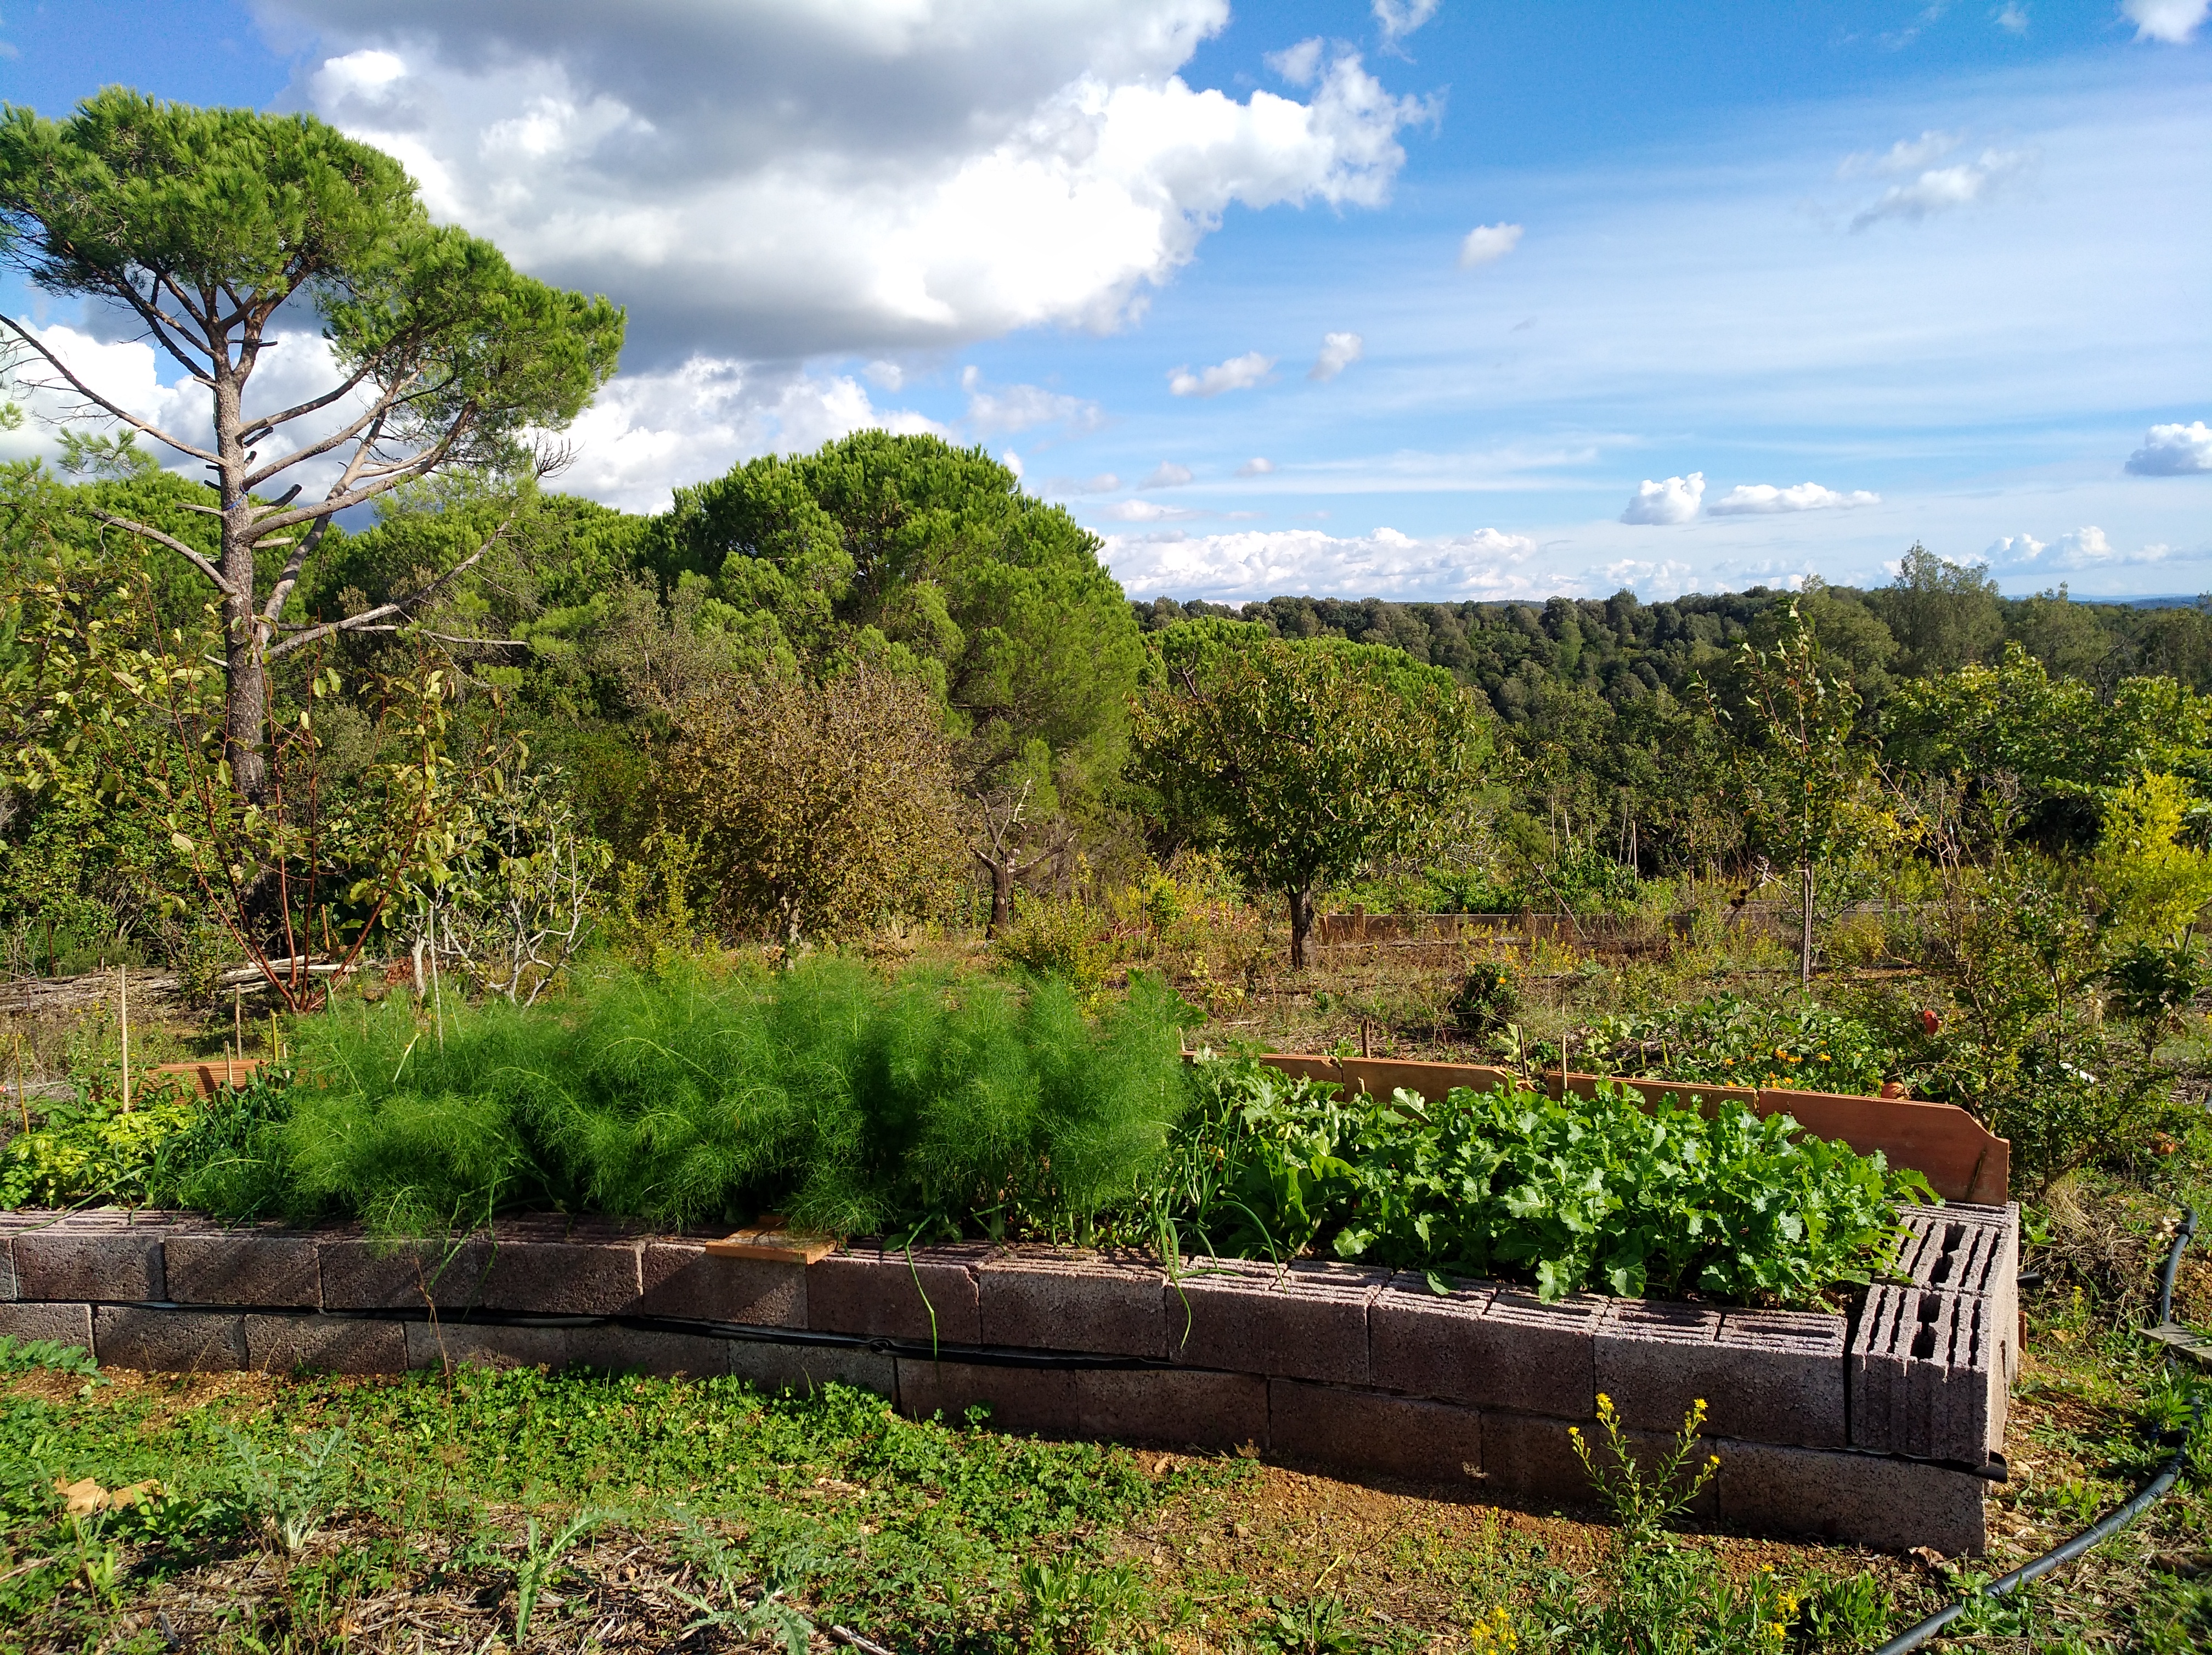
[[1136, 563, 2212, 719]]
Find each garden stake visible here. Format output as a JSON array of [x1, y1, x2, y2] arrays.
[[118, 964, 129, 1113], [12, 1032, 25, 1132]]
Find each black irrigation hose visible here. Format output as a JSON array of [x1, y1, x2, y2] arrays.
[[1869, 1206, 2202, 1655]]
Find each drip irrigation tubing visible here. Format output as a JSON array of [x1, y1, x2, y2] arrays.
[[1868, 1206, 2202, 1655]]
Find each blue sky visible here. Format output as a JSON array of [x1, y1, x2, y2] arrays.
[[2, 1, 2207, 603]]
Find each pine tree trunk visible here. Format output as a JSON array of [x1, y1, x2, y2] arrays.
[[988, 857, 1014, 936], [1288, 885, 1316, 970], [213, 367, 270, 802]]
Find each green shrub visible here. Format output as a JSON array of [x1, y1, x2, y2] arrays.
[[1592, 992, 1894, 1095], [1174, 1057, 1925, 1306]]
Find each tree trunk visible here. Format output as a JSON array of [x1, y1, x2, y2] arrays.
[[1288, 885, 1316, 970], [213, 367, 270, 802], [1800, 862, 1815, 984], [987, 855, 1013, 936]]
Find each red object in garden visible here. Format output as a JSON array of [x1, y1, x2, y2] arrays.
[[1880, 1080, 1909, 1100], [1921, 1009, 1942, 1036]]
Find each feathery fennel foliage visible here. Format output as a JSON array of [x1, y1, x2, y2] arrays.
[[270, 959, 1192, 1237]]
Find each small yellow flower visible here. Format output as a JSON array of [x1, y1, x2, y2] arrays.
[[1818, 1051, 1830, 1061], [1774, 1046, 1788, 1060]]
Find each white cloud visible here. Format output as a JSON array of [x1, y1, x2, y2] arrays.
[[1620, 472, 1706, 525], [1457, 222, 1524, 269], [862, 360, 905, 391], [1309, 330, 1364, 381], [284, 4, 1436, 362], [2126, 420, 2212, 475], [1099, 497, 1203, 521], [1994, 3, 2030, 35], [1140, 461, 1194, 488], [1839, 130, 1962, 177], [1849, 147, 2035, 230], [1168, 350, 1274, 397], [1106, 524, 1547, 600], [961, 370, 1102, 435], [1266, 37, 1324, 86], [1237, 456, 1275, 476], [552, 357, 940, 513], [1000, 449, 1023, 479], [1048, 472, 1122, 494], [1987, 525, 2174, 571], [2124, 1, 2209, 44], [1373, 1, 1443, 47], [1706, 481, 1882, 515]]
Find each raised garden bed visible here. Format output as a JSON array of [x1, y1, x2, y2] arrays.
[[0, 1196, 2019, 1557]]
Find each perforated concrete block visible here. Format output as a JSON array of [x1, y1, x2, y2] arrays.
[[895, 1358, 1079, 1436], [0, 1300, 92, 1349], [1705, 1309, 1849, 1448], [636, 1241, 806, 1326], [1717, 1439, 1988, 1556], [806, 1242, 986, 1345], [979, 1251, 1165, 1359], [0, 1236, 17, 1301], [1892, 1202, 2021, 1385], [475, 1217, 647, 1315], [1850, 1285, 2007, 1467], [166, 1229, 321, 1308], [95, 1307, 247, 1371], [245, 1313, 407, 1375], [1166, 1258, 1388, 1384], [1076, 1367, 1268, 1450], [726, 1337, 896, 1398], [13, 1212, 172, 1302], [562, 1323, 733, 1380], [1267, 1378, 1483, 1490], [318, 1232, 495, 1311]]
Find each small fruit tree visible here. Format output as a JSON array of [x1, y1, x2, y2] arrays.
[[1131, 618, 1487, 967]]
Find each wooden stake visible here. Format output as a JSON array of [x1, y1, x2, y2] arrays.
[[118, 964, 130, 1113], [13, 1032, 26, 1133]]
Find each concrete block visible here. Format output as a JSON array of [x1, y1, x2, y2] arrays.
[[0, 1300, 93, 1349], [94, 1307, 247, 1371], [566, 1324, 730, 1380], [1367, 1272, 1500, 1403], [13, 1214, 170, 1302], [1850, 1286, 2006, 1466], [245, 1314, 407, 1375], [0, 1235, 17, 1300], [318, 1232, 495, 1311], [979, 1251, 1164, 1359], [166, 1230, 321, 1308], [1717, 1440, 1987, 1556], [1593, 1301, 1723, 1433], [636, 1242, 806, 1326], [1076, 1367, 1268, 1451], [1166, 1257, 1388, 1385], [806, 1242, 986, 1346], [476, 1220, 646, 1315], [1267, 1378, 1482, 1491], [895, 1358, 1080, 1436], [726, 1338, 898, 1399], [1449, 1287, 1607, 1416], [1481, 1410, 1717, 1516], [404, 1320, 575, 1371]]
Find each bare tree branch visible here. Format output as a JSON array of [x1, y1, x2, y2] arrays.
[[89, 511, 228, 592], [0, 316, 218, 463], [264, 514, 521, 660]]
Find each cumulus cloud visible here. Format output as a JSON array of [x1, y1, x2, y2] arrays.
[[1457, 222, 1524, 269], [1140, 461, 1194, 488], [1237, 456, 1275, 476], [554, 357, 941, 513], [1620, 472, 1705, 525], [960, 367, 1103, 435], [2126, 420, 2212, 475], [1373, 1, 1443, 47], [1309, 331, 1364, 381], [862, 360, 905, 391], [1986, 525, 2174, 571], [1706, 481, 1883, 515], [1168, 351, 1274, 397], [283, 3, 1436, 363], [1849, 146, 2035, 231], [2124, 1, 2209, 43], [1106, 524, 1546, 601], [1266, 37, 1325, 86], [1994, 3, 2030, 35]]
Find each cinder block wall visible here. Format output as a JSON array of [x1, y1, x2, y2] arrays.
[[0, 1202, 2017, 1555]]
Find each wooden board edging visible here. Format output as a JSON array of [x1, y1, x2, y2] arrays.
[[1224, 1052, 2008, 1203]]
